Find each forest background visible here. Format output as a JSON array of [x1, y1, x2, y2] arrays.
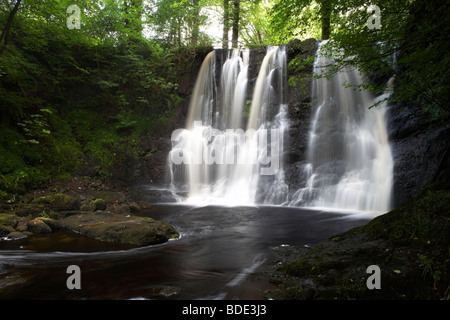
[[0, 0, 448, 195]]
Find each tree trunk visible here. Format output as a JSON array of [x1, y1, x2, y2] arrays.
[[320, 0, 331, 40], [0, 0, 22, 55], [231, 0, 240, 48], [222, 0, 230, 49], [191, 0, 200, 47], [123, 0, 143, 36]]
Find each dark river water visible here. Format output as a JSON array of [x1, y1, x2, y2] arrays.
[[0, 204, 372, 300]]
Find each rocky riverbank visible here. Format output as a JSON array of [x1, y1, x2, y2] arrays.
[[0, 177, 179, 246], [259, 180, 450, 300]]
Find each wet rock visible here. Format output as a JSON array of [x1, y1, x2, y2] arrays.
[[157, 286, 181, 298], [13, 204, 44, 217], [94, 199, 107, 211], [388, 102, 450, 207], [0, 225, 15, 236], [0, 213, 18, 228], [117, 204, 130, 214], [128, 202, 141, 213], [50, 194, 81, 212], [4, 231, 31, 240], [27, 218, 52, 234], [58, 212, 179, 246], [138, 201, 152, 209]]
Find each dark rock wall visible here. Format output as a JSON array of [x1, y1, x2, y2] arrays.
[[284, 39, 318, 197], [387, 102, 450, 207]]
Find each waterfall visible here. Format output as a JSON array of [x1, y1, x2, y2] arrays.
[[167, 42, 393, 213], [288, 42, 394, 213], [168, 47, 288, 205]]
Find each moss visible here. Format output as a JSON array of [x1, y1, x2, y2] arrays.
[[274, 181, 450, 300], [58, 212, 179, 246], [50, 193, 81, 212], [364, 185, 450, 249], [0, 213, 19, 228]]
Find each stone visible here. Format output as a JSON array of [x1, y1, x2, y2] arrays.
[[0, 225, 15, 237], [117, 204, 130, 214], [128, 202, 141, 213], [157, 286, 181, 298], [50, 194, 81, 212], [94, 199, 107, 211], [0, 213, 18, 228], [58, 212, 179, 246], [27, 218, 52, 234]]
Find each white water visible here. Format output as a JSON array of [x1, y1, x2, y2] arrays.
[[288, 42, 394, 214], [168, 43, 393, 214], [169, 47, 289, 205]]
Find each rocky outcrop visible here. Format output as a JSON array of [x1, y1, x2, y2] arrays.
[[284, 39, 318, 195], [263, 181, 450, 300], [0, 184, 179, 246], [388, 101, 450, 207]]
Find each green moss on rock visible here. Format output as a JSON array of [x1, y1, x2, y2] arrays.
[[58, 212, 179, 246], [50, 194, 81, 212], [0, 213, 19, 228]]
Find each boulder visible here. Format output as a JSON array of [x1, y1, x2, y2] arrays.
[[0, 225, 15, 237], [58, 212, 179, 246], [0, 213, 18, 228], [26, 218, 52, 234], [117, 204, 130, 214], [93, 199, 107, 211], [128, 202, 141, 213], [50, 194, 81, 212]]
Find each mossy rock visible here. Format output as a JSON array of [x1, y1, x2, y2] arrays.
[[0, 225, 15, 236], [50, 194, 81, 212], [93, 199, 107, 211], [0, 213, 19, 228], [26, 218, 52, 234], [80, 198, 107, 212], [128, 202, 141, 213], [13, 203, 46, 217], [58, 212, 179, 246], [89, 191, 126, 205]]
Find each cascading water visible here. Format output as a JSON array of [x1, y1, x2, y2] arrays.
[[288, 42, 394, 213], [168, 42, 392, 213], [168, 46, 289, 205]]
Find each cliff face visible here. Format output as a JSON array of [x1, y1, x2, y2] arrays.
[[283, 39, 317, 198], [387, 101, 450, 207]]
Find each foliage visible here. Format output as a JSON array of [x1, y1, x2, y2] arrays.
[[147, 0, 213, 47], [271, 0, 450, 121], [0, 0, 208, 193], [317, 0, 450, 120], [1, 0, 449, 194]]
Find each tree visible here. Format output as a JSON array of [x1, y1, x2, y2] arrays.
[[320, 0, 450, 120], [123, 0, 144, 37], [0, 0, 22, 55], [222, 0, 230, 48], [269, 0, 335, 41], [320, 0, 331, 40], [148, 0, 210, 47], [231, 0, 240, 48]]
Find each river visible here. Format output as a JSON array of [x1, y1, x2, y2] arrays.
[[0, 204, 371, 300]]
